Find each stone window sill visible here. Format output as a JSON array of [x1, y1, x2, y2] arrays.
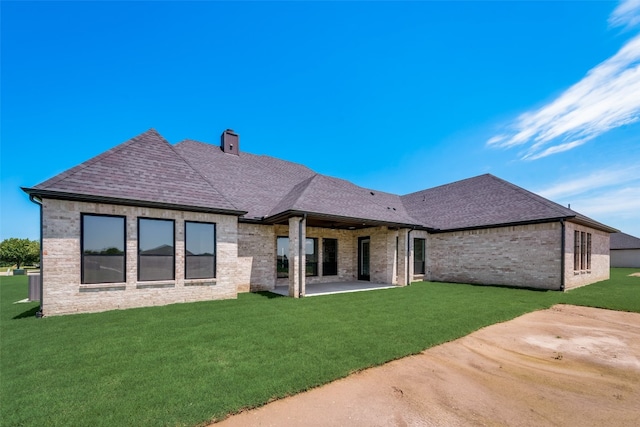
[[184, 279, 217, 287], [79, 283, 126, 292], [136, 281, 175, 289]]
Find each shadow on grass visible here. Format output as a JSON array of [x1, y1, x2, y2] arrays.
[[13, 305, 40, 319], [254, 291, 286, 299]]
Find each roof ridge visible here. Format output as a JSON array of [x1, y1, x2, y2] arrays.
[[168, 139, 241, 212], [402, 173, 493, 197], [37, 129, 161, 190], [175, 139, 318, 174], [317, 174, 410, 214], [267, 174, 318, 217]]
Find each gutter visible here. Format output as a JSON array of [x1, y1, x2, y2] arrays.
[[560, 219, 565, 291], [21, 188, 247, 217], [28, 194, 44, 318]]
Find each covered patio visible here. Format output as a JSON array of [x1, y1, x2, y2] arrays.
[[271, 282, 397, 297]]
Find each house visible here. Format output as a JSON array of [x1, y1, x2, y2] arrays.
[[22, 129, 617, 316], [610, 232, 640, 268]]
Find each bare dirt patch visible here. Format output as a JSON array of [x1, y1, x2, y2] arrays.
[[213, 305, 640, 426]]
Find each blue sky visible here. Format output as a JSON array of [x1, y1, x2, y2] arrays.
[[2, 0, 639, 241]]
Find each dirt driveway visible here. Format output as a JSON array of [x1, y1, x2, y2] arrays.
[[214, 305, 640, 426]]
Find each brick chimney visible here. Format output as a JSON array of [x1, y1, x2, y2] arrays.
[[221, 129, 239, 155]]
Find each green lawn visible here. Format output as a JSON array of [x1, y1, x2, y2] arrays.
[[1, 269, 638, 427]]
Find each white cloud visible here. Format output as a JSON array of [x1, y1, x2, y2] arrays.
[[524, 139, 588, 161], [536, 165, 640, 200], [609, 0, 640, 29], [487, 33, 640, 160], [568, 186, 640, 217]]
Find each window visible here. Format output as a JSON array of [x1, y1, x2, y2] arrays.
[[276, 237, 320, 277], [414, 238, 426, 274], [185, 221, 215, 279], [323, 238, 338, 276], [574, 231, 580, 271], [277, 237, 289, 278], [580, 231, 586, 270], [138, 218, 174, 281], [574, 231, 593, 271], [82, 214, 126, 284], [306, 238, 318, 276], [586, 233, 592, 270]]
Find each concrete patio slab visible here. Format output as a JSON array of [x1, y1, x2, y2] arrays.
[[271, 282, 397, 297]]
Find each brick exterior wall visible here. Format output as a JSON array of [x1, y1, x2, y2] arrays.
[[256, 225, 404, 291], [564, 222, 610, 290], [237, 223, 276, 292], [428, 222, 563, 290], [40, 197, 612, 316], [41, 198, 239, 316]]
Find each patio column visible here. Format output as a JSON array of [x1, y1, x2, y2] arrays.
[[288, 216, 306, 298], [397, 228, 409, 286]]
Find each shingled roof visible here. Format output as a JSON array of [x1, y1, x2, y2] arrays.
[[266, 174, 418, 226], [23, 130, 244, 215], [24, 130, 616, 233], [610, 232, 640, 250], [173, 139, 316, 220], [174, 139, 419, 227], [401, 174, 615, 232]]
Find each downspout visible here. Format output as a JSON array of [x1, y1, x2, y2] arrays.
[[299, 214, 307, 298], [28, 194, 44, 318], [560, 219, 565, 291], [407, 227, 415, 286]]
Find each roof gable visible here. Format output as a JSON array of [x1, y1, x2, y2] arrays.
[[268, 174, 418, 226], [26, 130, 241, 213]]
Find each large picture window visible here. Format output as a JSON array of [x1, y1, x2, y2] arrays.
[[322, 238, 338, 276], [414, 238, 426, 275], [277, 237, 289, 278], [138, 218, 175, 281], [306, 238, 318, 277], [185, 221, 216, 279], [82, 214, 126, 284]]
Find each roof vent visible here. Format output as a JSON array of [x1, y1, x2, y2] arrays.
[[221, 129, 239, 155]]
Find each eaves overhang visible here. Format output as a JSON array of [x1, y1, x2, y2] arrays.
[[429, 216, 579, 234], [255, 210, 431, 231], [21, 187, 248, 217], [565, 216, 619, 234]]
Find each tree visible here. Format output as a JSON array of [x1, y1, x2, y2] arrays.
[[0, 238, 40, 269]]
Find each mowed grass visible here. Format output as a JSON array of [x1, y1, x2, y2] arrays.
[[1, 269, 638, 427]]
